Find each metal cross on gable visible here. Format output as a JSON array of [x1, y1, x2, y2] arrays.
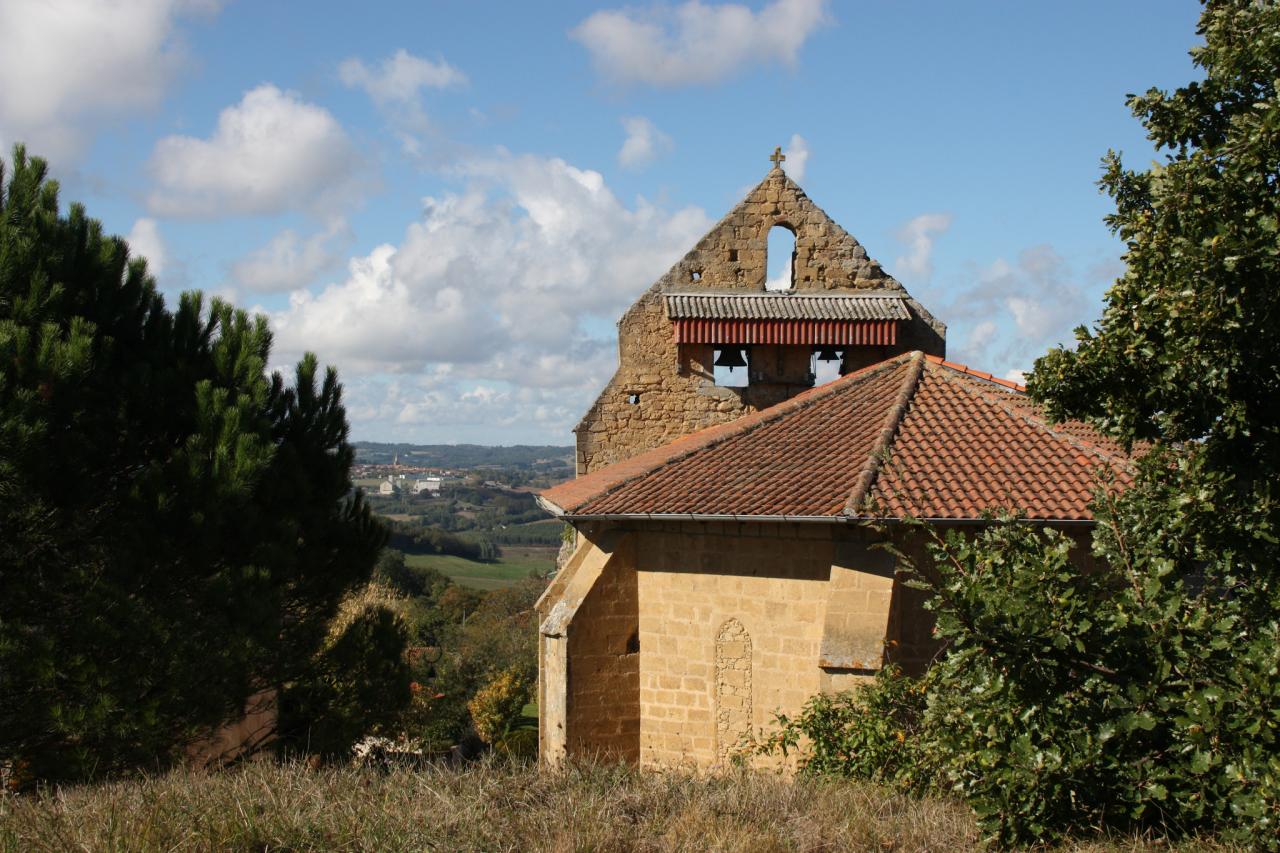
[[770, 146, 785, 169]]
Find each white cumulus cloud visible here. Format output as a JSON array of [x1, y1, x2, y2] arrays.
[[339, 49, 466, 104], [268, 152, 712, 441], [126, 218, 167, 276], [618, 116, 673, 169], [0, 0, 220, 162], [782, 133, 809, 181], [147, 85, 361, 218], [571, 0, 830, 87], [229, 219, 353, 293], [893, 212, 953, 285], [943, 245, 1095, 375]]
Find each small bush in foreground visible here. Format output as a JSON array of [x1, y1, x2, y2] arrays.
[[761, 665, 933, 793], [468, 667, 535, 757]]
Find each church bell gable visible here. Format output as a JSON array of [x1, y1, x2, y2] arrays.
[[574, 155, 946, 475]]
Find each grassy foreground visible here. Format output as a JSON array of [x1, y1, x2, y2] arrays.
[[0, 759, 1241, 852]]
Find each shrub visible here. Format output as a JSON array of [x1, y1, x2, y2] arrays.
[[765, 516, 1280, 848], [278, 601, 411, 759], [468, 667, 533, 754], [916, 510, 1280, 847], [760, 666, 932, 792]]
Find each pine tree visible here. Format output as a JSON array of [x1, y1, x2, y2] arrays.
[[0, 146, 396, 782]]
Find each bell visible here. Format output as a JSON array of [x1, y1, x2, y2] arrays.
[[713, 347, 747, 372], [816, 347, 841, 363]]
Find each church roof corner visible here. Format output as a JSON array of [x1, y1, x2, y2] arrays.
[[542, 353, 1132, 524]]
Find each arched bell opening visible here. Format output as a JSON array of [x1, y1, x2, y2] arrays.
[[764, 224, 797, 292], [713, 346, 749, 387], [812, 346, 844, 386]]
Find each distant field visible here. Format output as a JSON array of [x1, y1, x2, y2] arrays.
[[405, 550, 556, 590]]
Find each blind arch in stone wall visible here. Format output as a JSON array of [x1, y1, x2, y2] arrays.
[[715, 617, 753, 761]]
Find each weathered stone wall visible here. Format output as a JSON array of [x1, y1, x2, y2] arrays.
[[575, 167, 946, 475], [537, 525, 641, 765]]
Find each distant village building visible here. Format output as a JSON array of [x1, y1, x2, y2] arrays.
[[412, 477, 443, 495], [535, 155, 1129, 769], [378, 477, 398, 496]]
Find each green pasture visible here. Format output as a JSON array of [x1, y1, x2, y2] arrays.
[[404, 550, 555, 590]]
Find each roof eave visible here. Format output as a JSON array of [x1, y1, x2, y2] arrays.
[[847, 515, 1098, 528], [535, 495, 566, 517], [555, 511, 1098, 527], [558, 512, 845, 524]]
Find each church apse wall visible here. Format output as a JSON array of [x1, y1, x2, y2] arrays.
[[541, 516, 1090, 769]]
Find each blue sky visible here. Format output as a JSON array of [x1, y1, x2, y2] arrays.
[[0, 0, 1203, 444]]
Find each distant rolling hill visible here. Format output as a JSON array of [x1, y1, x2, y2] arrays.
[[353, 442, 573, 469]]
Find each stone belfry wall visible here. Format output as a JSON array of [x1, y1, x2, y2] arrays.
[[574, 162, 946, 475]]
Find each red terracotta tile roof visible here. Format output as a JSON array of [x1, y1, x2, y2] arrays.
[[540, 352, 1132, 522], [869, 359, 1131, 520], [923, 354, 1025, 391]]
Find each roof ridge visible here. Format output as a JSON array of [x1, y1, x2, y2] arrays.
[[665, 290, 906, 298], [546, 353, 917, 514], [924, 354, 1025, 392], [924, 361, 1132, 468], [842, 351, 926, 516]]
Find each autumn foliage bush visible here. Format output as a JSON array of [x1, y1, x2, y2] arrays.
[[468, 667, 536, 758]]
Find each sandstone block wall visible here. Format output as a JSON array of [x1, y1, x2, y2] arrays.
[[575, 168, 946, 475], [633, 521, 836, 768], [545, 518, 1079, 768], [565, 557, 640, 761]]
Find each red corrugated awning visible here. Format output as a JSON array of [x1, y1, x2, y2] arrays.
[[673, 318, 898, 346]]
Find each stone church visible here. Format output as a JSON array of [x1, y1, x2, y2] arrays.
[[535, 155, 1128, 769]]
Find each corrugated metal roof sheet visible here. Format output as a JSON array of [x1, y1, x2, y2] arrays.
[[673, 318, 898, 346], [664, 291, 911, 321]]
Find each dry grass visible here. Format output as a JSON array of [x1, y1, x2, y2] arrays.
[[0, 759, 1242, 852]]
